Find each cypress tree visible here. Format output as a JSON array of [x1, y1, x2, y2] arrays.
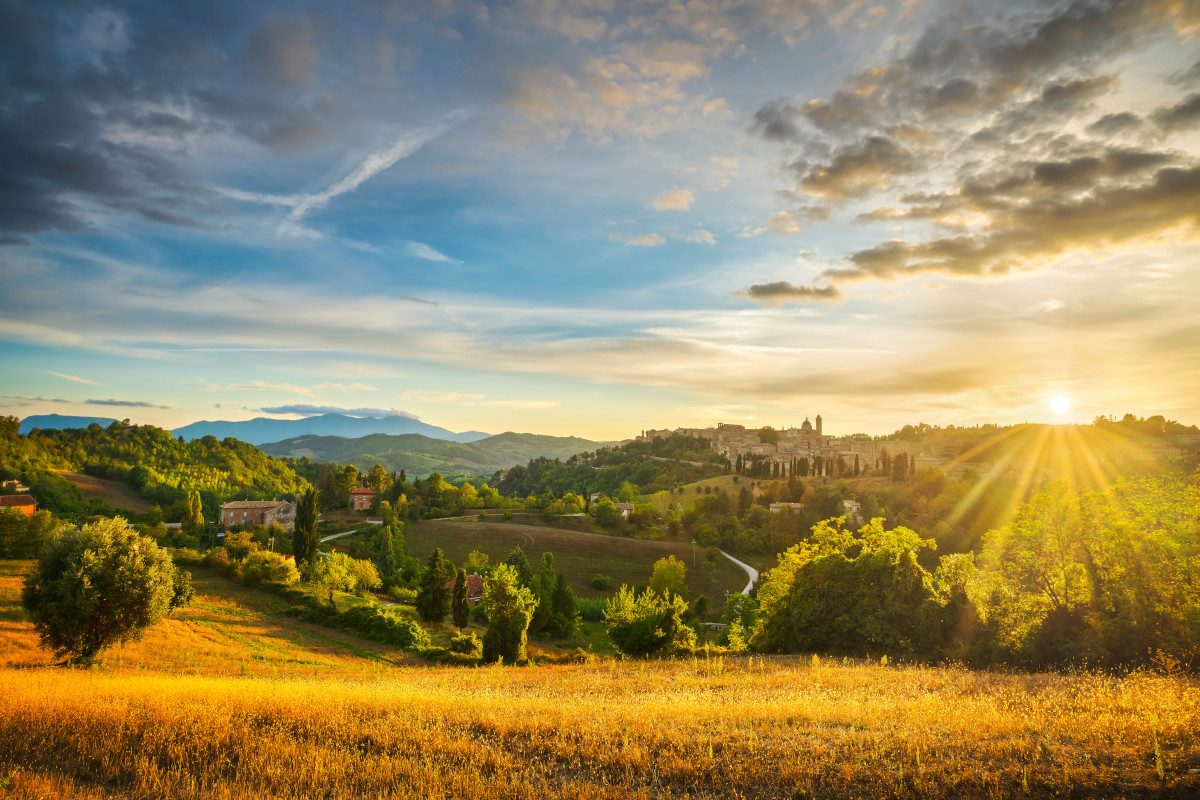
[[529, 552, 555, 634], [452, 568, 469, 628], [375, 525, 396, 579], [293, 488, 319, 567], [416, 548, 454, 622], [548, 570, 580, 637]]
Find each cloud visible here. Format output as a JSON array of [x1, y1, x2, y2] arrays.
[[401, 390, 557, 410], [405, 241, 461, 263], [221, 381, 319, 397], [223, 111, 467, 229], [1154, 92, 1200, 133], [0, 396, 70, 406], [48, 371, 101, 385], [801, 136, 915, 201], [822, 159, 1200, 284], [401, 390, 486, 404], [1087, 111, 1144, 137], [260, 404, 418, 418], [86, 398, 170, 409], [609, 232, 666, 247], [314, 382, 379, 392], [736, 281, 845, 305], [668, 227, 717, 246], [653, 187, 694, 211]]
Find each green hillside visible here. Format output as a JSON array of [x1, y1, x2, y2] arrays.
[[259, 430, 600, 478]]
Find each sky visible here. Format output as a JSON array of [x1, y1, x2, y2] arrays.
[[1, 0, 1198, 441]]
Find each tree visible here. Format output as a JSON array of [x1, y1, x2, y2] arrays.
[[504, 546, 535, 588], [548, 570, 580, 637], [757, 426, 780, 446], [21, 517, 193, 664], [603, 585, 694, 658], [452, 569, 470, 628], [241, 551, 300, 586], [293, 489, 319, 567], [375, 525, 397, 579], [415, 548, 455, 622], [529, 552, 556, 634], [304, 552, 357, 595], [481, 564, 538, 663], [181, 491, 204, 538], [648, 555, 687, 599]]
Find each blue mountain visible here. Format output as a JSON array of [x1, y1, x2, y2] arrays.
[[170, 413, 490, 446]]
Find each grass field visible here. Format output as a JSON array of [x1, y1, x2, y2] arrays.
[[54, 469, 153, 513], [0, 561, 413, 675], [408, 518, 748, 608], [1, 656, 1197, 799], [2, 558, 1199, 798]]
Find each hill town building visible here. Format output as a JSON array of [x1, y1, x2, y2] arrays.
[[350, 487, 376, 511]]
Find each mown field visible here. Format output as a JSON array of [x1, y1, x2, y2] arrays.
[[53, 469, 153, 513], [2, 559, 1199, 798], [408, 518, 748, 605]]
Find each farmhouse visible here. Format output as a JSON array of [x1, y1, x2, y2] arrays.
[[614, 502, 635, 518], [443, 573, 486, 606], [0, 495, 37, 517], [350, 487, 376, 511], [219, 499, 296, 531]]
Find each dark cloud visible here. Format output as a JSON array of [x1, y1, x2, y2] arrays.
[[737, 281, 843, 304], [1087, 111, 1143, 136], [1153, 92, 1200, 133], [801, 136, 915, 201], [86, 398, 171, 409], [822, 160, 1200, 283], [260, 404, 419, 418], [750, 99, 802, 141], [0, 1, 444, 240]]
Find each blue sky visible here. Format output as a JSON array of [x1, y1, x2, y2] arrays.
[[2, 0, 1199, 439]]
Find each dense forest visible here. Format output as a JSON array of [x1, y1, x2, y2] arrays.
[[0, 417, 309, 521]]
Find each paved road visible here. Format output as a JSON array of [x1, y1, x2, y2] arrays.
[[719, 550, 759, 595], [320, 529, 358, 543]]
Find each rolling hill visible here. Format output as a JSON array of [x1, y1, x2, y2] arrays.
[[258, 430, 601, 478]]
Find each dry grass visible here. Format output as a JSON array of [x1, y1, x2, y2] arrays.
[[0, 659, 1197, 799], [2, 559, 1198, 799], [0, 561, 411, 676], [54, 470, 153, 513]]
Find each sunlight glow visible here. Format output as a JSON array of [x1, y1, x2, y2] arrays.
[[1050, 395, 1071, 415]]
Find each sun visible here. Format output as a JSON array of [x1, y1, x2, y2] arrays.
[[1049, 394, 1071, 416]]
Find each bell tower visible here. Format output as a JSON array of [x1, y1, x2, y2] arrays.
[[815, 414, 822, 436]]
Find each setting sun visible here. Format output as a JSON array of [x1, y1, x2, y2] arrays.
[[1050, 395, 1072, 415]]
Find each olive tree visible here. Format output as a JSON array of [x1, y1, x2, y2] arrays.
[[22, 517, 194, 665]]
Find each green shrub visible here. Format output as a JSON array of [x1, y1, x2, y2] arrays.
[[589, 574, 612, 590], [241, 551, 300, 587], [391, 586, 418, 604], [450, 631, 482, 656]]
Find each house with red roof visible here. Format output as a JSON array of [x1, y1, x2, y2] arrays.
[[0, 495, 38, 517], [350, 486, 376, 512], [443, 573, 486, 606]]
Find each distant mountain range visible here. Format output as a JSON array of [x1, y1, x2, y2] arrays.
[[18, 412, 490, 446], [258, 431, 602, 478], [172, 414, 491, 445], [19, 414, 119, 434]]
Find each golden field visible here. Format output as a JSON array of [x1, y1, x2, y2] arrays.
[[1, 561, 1199, 799]]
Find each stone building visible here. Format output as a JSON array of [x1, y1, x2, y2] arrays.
[[219, 499, 296, 531]]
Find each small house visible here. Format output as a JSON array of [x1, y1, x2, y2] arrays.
[[350, 487, 376, 512], [0, 495, 37, 516], [443, 573, 486, 606]]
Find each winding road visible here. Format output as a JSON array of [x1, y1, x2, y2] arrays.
[[719, 550, 759, 595]]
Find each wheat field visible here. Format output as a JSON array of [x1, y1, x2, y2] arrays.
[[1, 658, 1197, 799]]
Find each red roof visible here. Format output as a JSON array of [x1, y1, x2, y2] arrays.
[[0, 495, 36, 507], [349, 487, 376, 495], [444, 573, 486, 598]]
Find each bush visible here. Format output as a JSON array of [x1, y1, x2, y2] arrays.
[[241, 551, 300, 586], [21, 517, 193, 664], [171, 547, 203, 567], [450, 631, 482, 656], [471, 603, 488, 623], [202, 547, 236, 576], [603, 585, 695, 658], [589, 574, 612, 590], [391, 586, 418, 604]]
